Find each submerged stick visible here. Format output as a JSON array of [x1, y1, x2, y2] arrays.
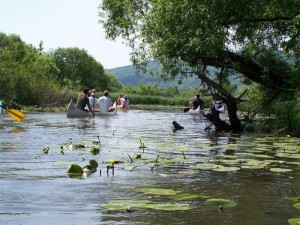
[[127, 153, 134, 164]]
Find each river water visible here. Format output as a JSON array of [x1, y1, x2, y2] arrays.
[[0, 109, 299, 225]]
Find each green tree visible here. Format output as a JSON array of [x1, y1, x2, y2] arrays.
[[0, 32, 70, 106], [49, 47, 108, 90], [99, 0, 299, 132], [105, 72, 123, 91]]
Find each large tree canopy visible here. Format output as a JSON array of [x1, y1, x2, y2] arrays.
[[99, 0, 299, 132], [49, 47, 107, 90]]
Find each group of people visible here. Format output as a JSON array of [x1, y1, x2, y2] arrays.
[[75, 89, 114, 115], [189, 94, 225, 113], [75, 89, 130, 114]]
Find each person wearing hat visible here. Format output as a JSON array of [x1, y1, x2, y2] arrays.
[[95, 90, 113, 112], [76, 88, 95, 116]]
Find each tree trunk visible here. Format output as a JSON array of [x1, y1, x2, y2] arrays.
[[225, 97, 243, 133], [196, 70, 243, 133]]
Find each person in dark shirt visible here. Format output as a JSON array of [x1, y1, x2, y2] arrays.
[[192, 94, 205, 110], [76, 89, 95, 116]]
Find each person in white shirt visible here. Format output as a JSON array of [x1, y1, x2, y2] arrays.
[[95, 90, 113, 112], [121, 95, 130, 111], [88, 92, 97, 110]]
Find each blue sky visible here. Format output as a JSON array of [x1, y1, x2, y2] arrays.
[[0, 0, 131, 69]]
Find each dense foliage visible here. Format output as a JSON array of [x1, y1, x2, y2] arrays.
[[0, 32, 73, 106], [49, 47, 122, 92], [99, 0, 300, 132], [0, 33, 122, 107]]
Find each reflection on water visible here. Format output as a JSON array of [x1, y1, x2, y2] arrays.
[[0, 110, 299, 225]]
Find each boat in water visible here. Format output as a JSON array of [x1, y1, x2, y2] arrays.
[[188, 106, 205, 115], [67, 100, 117, 117]]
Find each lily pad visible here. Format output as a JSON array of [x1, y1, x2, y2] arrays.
[[104, 200, 194, 211], [90, 147, 100, 155], [104, 200, 153, 210], [89, 159, 98, 169], [204, 198, 237, 208], [288, 218, 300, 225], [287, 196, 300, 202], [146, 202, 195, 211], [269, 168, 293, 173], [67, 164, 83, 174], [190, 163, 218, 170], [73, 144, 85, 148], [293, 203, 300, 209], [212, 166, 240, 172], [67, 164, 84, 178], [168, 193, 210, 200], [138, 188, 180, 196]]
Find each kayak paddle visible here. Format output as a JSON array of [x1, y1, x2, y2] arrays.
[[0, 105, 25, 122]]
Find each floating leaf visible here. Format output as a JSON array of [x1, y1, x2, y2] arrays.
[[293, 203, 300, 209], [146, 202, 194, 211], [89, 159, 98, 169], [104, 200, 194, 211], [204, 198, 237, 208], [139, 188, 180, 196], [212, 166, 240, 172], [190, 163, 218, 170], [287, 196, 300, 202], [241, 165, 266, 169], [73, 144, 85, 148], [104, 200, 153, 210], [168, 193, 210, 200], [288, 218, 300, 225], [67, 164, 83, 178], [67, 164, 83, 174], [270, 168, 293, 173], [90, 147, 100, 155]]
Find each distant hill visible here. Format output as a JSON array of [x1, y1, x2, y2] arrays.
[[105, 61, 200, 90]]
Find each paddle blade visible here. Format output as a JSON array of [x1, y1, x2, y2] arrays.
[[7, 109, 25, 122]]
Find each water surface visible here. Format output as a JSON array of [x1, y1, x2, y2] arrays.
[[0, 110, 299, 225]]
